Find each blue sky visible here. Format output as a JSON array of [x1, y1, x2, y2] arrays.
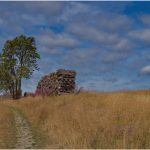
[[1, 2, 150, 92]]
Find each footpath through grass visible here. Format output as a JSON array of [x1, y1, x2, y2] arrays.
[[9, 103, 46, 148], [0, 101, 43, 149], [10, 107, 37, 148]]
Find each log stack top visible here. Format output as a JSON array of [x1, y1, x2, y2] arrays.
[[56, 69, 76, 76]]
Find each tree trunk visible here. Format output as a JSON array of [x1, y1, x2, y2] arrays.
[[18, 58, 23, 98], [18, 78, 22, 98], [15, 79, 18, 99], [11, 82, 15, 99]]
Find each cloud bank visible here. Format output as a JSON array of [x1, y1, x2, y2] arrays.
[[0, 2, 150, 92]]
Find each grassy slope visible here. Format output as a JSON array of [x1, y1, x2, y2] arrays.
[[1, 90, 150, 148]]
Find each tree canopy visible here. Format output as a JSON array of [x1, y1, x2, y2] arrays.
[[0, 35, 40, 99]]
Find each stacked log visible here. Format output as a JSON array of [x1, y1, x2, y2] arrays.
[[24, 92, 35, 97], [35, 69, 76, 96]]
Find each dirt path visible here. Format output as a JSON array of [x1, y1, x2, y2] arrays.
[[12, 109, 37, 149]]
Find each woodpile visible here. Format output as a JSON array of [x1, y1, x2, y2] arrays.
[[35, 69, 76, 96], [24, 92, 35, 97]]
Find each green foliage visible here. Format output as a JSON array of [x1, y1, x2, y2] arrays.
[[0, 35, 40, 99], [2, 35, 40, 79], [0, 62, 13, 93]]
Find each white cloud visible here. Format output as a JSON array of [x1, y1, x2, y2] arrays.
[[114, 38, 131, 50], [19, 2, 65, 15], [140, 14, 150, 26], [64, 48, 98, 67], [40, 46, 63, 55], [96, 13, 133, 31], [60, 2, 90, 21], [101, 51, 128, 63], [68, 23, 120, 45], [141, 65, 150, 74], [21, 14, 47, 25], [37, 31, 79, 49], [129, 29, 150, 43]]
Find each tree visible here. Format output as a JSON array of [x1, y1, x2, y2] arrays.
[[0, 61, 13, 94], [0, 42, 16, 97], [0, 35, 40, 99]]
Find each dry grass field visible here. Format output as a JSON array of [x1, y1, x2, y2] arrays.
[[0, 103, 15, 148], [1, 90, 150, 148]]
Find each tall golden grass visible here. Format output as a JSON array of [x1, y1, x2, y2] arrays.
[[2, 90, 150, 148], [0, 103, 15, 148]]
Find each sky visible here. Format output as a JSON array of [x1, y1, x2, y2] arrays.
[[1, 1, 150, 92]]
